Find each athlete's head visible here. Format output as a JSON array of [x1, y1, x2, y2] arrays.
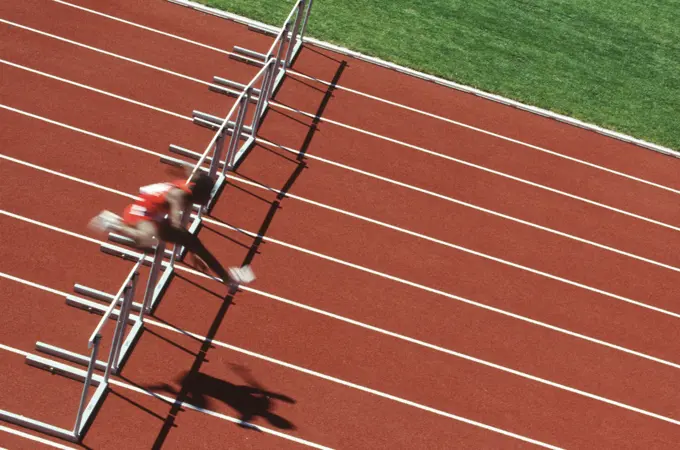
[[189, 174, 215, 205]]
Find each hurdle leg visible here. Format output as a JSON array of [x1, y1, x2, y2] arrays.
[[252, 59, 274, 135], [226, 91, 251, 171], [208, 131, 226, 181], [299, 0, 314, 42], [112, 273, 137, 372], [286, 1, 305, 67], [141, 241, 166, 316], [222, 93, 249, 174], [278, 22, 291, 72], [105, 285, 130, 381], [73, 334, 101, 435]]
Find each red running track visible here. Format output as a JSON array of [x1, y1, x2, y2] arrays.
[[2, 0, 680, 449]]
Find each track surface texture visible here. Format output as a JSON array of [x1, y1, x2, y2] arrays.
[[2, 1, 680, 449]]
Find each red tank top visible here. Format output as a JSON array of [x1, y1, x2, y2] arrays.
[[126, 180, 191, 223]]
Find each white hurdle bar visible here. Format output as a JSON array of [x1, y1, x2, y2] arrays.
[[231, 0, 313, 70], [203, 0, 309, 165], [161, 56, 278, 268]]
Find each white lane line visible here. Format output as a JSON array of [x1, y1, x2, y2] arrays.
[[0, 425, 75, 450], [4, 157, 680, 371], [235, 141, 680, 274], [4, 138, 680, 324], [5, 99, 680, 282], [210, 212, 680, 321], [50, 0, 680, 196], [286, 71, 680, 195], [0, 59, 191, 120], [272, 103, 680, 233], [0, 18, 211, 86], [244, 280, 680, 371], [232, 164, 680, 282], [6, 15, 679, 231], [0, 105, 168, 160], [0, 345, 332, 449], [0, 285, 560, 450], [5, 101, 680, 290], [5, 209, 680, 420], [5, 105, 680, 318], [51, 0, 233, 55], [7, 138, 680, 324], [3, 266, 680, 441], [0, 154, 137, 200], [222, 179, 680, 318]]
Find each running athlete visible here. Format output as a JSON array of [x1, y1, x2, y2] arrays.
[[88, 173, 254, 287]]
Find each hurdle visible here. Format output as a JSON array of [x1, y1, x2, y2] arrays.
[[230, 0, 314, 71], [178, 0, 314, 179], [0, 253, 146, 442]]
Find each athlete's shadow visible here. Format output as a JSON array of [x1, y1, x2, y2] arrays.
[[146, 365, 295, 431]]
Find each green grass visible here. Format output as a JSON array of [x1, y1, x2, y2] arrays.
[[196, 0, 680, 150]]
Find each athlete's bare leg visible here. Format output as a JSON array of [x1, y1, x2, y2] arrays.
[[89, 210, 158, 249]]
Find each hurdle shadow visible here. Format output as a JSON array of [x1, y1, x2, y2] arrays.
[[263, 59, 347, 161], [297, 44, 346, 64], [145, 367, 296, 431], [213, 58, 347, 267]]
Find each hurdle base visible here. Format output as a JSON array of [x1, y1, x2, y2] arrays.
[[22, 354, 109, 440], [0, 409, 77, 443], [228, 53, 264, 67], [213, 76, 262, 96], [72, 284, 146, 314], [106, 234, 174, 260], [63, 296, 145, 373], [193, 117, 220, 131], [35, 342, 107, 372]]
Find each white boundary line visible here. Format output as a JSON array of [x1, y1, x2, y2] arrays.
[[0, 345, 333, 449], [0, 285, 560, 449], [4, 104, 680, 319], [165, 0, 680, 159], [0, 424, 75, 450], [4, 19, 680, 228], [18, 3, 680, 194], [4, 155, 680, 372]]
